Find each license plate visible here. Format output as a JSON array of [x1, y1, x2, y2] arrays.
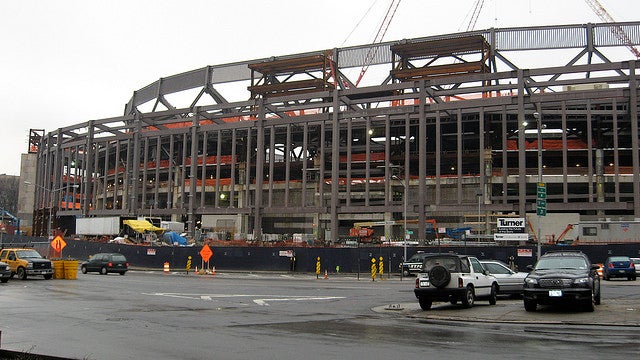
[[549, 290, 562, 297], [419, 280, 430, 287], [619, 270, 625, 273]]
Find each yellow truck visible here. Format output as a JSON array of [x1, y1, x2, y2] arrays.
[[0, 248, 54, 280]]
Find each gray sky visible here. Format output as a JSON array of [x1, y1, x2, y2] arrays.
[[1, 0, 637, 176]]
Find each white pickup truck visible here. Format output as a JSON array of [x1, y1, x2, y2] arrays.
[[414, 254, 498, 310]]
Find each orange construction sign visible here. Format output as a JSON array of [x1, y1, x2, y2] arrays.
[[51, 235, 67, 253], [199, 244, 213, 262]]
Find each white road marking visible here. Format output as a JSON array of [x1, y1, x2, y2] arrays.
[[253, 296, 344, 306], [144, 292, 344, 306]]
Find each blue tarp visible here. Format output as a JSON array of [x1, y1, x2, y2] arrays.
[[162, 231, 187, 246]]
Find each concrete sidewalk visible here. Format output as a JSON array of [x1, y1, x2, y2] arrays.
[[376, 299, 640, 326]]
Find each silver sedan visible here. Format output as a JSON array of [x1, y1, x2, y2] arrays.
[[631, 257, 640, 275], [481, 260, 528, 296]]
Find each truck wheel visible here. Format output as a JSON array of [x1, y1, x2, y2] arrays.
[[1, 278, 8, 283], [524, 298, 537, 312], [402, 269, 410, 277], [461, 286, 475, 308], [17, 267, 27, 280], [418, 296, 432, 310], [100, 267, 108, 275], [429, 265, 451, 288], [489, 283, 498, 305]]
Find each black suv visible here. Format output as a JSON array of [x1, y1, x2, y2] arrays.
[[400, 252, 431, 276], [81, 253, 129, 275], [523, 251, 601, 312]]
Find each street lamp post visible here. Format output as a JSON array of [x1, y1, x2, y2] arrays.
[[392, 175, 408, 263], [535, 111, 543, 260]]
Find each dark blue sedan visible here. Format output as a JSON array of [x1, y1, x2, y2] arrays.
[[603, 256, 636, 281]]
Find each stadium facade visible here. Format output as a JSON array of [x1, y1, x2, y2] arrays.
[[28, 22, 640, 244]]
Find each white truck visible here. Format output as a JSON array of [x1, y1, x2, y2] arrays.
[[75, 217, 121, 236], [413, 254, 498, 310]]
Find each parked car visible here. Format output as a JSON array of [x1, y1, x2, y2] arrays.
[[630, 257, 640, 275], [480, 260, 528, 296], [523, 251, 600, 312], [414, 253, 498, 310], [0, 261, 11, 283], [81, 253, 129, 275], [603, 256, 636, 281], [399, 251, 431, 276]]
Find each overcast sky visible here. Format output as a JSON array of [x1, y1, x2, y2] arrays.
[[1, 0, 637, 176]]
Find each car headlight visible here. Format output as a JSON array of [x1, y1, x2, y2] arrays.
[[573, 277, 590, 285], [524, 277, 538, 286], [26, 261, 34, 269]]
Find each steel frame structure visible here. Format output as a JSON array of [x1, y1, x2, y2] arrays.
[[32, 22, 640, 242]]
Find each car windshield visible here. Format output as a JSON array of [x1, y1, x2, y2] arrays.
[[483, 262, 512, 274], [535, 256, 588, 270], [608, 256, 629, 262], [16, 250, 43, 259]]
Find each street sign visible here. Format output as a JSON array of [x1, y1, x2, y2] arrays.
[[536, 183, 547, 216], [51, 235, 67, 253], [199, 245, 213, 262], [537, 183, 546, 199]]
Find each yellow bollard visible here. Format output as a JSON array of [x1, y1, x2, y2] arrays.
[[371, 258, 377, 281], [316, 256, 321, 279], [186, 256, 192, 274], [378, 256, 384, 278]]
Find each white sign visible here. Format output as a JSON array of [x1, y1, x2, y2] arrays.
[[497, 217, 526, 233], [494, 233, 529, 241], [278, 250, 294, 258], [517, 248, 533, 257]]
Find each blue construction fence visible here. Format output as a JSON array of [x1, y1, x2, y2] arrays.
[[2, 234, 639, 274]]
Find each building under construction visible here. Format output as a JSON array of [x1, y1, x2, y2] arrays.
[[27, 22, 640, 244]]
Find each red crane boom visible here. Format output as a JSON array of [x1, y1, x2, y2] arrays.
[[355, 0, 402, 86], [584, 0, 640, 59]]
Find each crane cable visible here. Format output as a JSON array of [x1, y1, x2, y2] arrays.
[[355, 0, 402, 86]]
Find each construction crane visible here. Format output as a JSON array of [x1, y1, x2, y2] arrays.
[[584, 0, 640, 59], [355, 0, 402, 86], [463, 0, 485, 32]]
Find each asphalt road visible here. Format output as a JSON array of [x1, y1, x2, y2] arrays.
[[0, 270, 638, 360]]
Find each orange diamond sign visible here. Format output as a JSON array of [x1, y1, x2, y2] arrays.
[[199, 244, 213, 262], [51, 235, 67, 253]]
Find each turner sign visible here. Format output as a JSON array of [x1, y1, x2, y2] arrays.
[[497, 218, 526, 234]]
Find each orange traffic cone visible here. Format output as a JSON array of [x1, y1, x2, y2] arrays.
[[163, 262, 170, 274], [324, 269, 328, 279]]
